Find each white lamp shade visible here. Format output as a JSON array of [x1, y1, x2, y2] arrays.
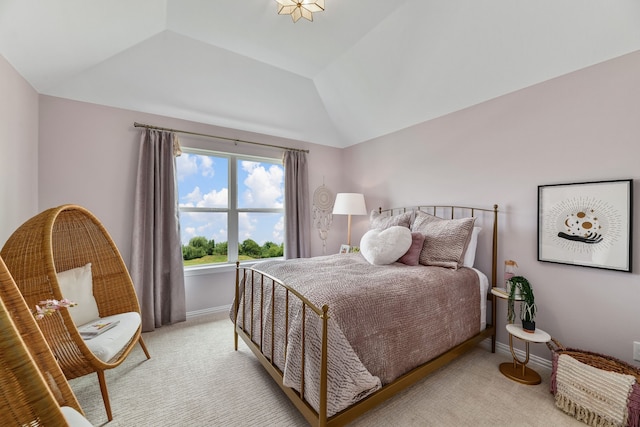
[[332, 193, 367, 215]]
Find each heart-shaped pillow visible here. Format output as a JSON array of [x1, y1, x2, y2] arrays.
[[360, 226, 412, 265]]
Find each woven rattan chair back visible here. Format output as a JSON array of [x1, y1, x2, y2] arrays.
[[0, 254, 85, 426], [0, 204, 151, 421]]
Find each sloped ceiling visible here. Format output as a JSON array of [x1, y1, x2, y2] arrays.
[[1, 0, 639, 148]]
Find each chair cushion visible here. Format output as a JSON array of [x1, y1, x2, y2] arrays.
[[61, 406, 94, 427], [82, 312, 140, 362], [56, 263, 100, 326]]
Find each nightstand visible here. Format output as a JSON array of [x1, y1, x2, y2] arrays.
[[500, 324, 551, 385], [491, 287, 550, 385], [490, 286, 521, 301]]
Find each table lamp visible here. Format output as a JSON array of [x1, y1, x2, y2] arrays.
[[332, 193, 367, 245]]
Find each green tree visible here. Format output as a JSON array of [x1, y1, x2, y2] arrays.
[[182, 236, 216, 260], [261, 241, 283, 258], [182, 245, 206, 260], [206, 239, 215, 255], [189, 236, 208, 249], [181, 236, 282, 262], [214, 241, 227, 255], [240, 239, 261, 258]]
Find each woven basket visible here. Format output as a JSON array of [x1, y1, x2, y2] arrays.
[[548, 338, 640, 427]]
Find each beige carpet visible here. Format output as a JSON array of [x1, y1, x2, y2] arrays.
[[69, 314, 585, 427]]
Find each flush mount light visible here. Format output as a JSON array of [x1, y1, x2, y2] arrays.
[[276, 0, 325, 23]]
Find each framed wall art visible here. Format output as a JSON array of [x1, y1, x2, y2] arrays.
[[339, 244, 360, 254], [538, 179, 633, 272]]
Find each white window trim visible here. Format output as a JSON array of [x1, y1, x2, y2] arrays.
[[178, 147, 284, 272]]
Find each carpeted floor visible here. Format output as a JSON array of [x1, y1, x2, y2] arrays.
[[69, 313, 585, 427]]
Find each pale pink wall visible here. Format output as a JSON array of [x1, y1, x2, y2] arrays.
[[8, 47, 640, 364], [0, 54, 39, 244], [344, 50, 640, 365], [37, 96, 344, 312]]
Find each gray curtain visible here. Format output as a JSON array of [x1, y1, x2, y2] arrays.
[[131, 129, 186, 332], [284, 150, 311, 259]]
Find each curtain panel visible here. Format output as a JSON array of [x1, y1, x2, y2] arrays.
[[284, 150, 311, 259], [131, 129, 186, 332]]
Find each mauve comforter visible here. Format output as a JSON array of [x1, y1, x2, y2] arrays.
[[233, 253, 482, 417]]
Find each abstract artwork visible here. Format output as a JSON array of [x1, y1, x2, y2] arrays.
[[538, 179, 633, 272]]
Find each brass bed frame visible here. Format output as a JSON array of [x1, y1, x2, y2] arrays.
[[233, 204, 498, 426]]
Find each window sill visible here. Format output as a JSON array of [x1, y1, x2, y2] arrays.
[[183, 258, 283, 277]]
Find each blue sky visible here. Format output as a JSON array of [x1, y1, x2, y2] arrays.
[[176, 152, 284, 247]]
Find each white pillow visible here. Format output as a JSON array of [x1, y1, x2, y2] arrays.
[[462, 227, 482, 267], [56, 263, 100, 326], [82, 312, 140, 362], [360, 226, 412, 265]]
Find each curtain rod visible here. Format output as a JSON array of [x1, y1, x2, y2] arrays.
[[133, 122, 310, 154]]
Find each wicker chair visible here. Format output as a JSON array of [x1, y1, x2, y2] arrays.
[[0, 255, 92, 426], [1, 204, 151, 422]]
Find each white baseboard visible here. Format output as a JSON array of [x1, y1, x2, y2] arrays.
[[186, 305, 231, 320], [480, 338, 552, 371]]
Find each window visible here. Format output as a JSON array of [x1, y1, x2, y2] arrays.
[[176, 148, 285, 267]]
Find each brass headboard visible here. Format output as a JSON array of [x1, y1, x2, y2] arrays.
[[378, 204, 499, 287]]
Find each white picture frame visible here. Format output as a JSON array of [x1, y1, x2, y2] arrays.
[[538, 179, 633, 272]]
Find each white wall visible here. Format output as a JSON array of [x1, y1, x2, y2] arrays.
[[0, 55, 39, 244], [344, 50, 640, 365]]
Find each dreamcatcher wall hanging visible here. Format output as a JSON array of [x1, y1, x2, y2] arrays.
[[313, 183, 334, 254]]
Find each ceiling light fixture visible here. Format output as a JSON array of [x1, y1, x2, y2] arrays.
[[276, 0, 325, 23]]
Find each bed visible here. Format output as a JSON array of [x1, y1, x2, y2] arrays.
[[232, 204, 498, 426]]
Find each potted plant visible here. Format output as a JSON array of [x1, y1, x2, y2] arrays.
[[507, 276, 537, 333]]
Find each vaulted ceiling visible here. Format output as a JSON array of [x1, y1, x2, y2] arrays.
[[1, 0, 639, 148]]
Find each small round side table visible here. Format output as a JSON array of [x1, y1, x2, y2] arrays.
[[500, 323, 551, 385]]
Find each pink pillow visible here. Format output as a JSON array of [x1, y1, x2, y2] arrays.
[[398, 232, 426, 266]]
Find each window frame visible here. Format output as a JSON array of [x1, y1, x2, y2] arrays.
[[177, 147, 285, 271]]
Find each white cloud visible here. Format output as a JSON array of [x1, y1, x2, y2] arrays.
[[238, 212, 256, 242], [241, 161, 259, 173], [184, 226, 196, 239], [200, 155, 215, 178], [176, 152, 217, 182], [176, 153, 198, 181], [241, 161, 283, 208], [198, 188, 228, 208], [179, 212, 228, 245], [179, 186, 228, 208], [273, 216, 284, 242], [182, 186, 202, 206]]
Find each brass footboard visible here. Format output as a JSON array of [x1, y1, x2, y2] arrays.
[[233, 265, 497, 427], [233, 264, 330, 426]]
